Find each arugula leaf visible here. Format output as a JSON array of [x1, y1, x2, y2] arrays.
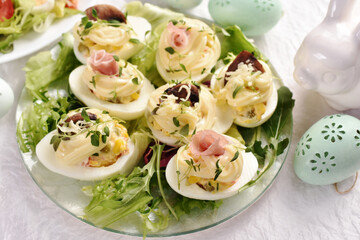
[[262, 87, 295, 139], [238, 86, 294, 192], [246, 140, 267, 167]]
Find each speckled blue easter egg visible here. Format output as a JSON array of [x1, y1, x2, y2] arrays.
[[164, 0, 203, 10], [208, 0, 283, 36], [0, 78, 14, 119], [294, 114, 360, 185]]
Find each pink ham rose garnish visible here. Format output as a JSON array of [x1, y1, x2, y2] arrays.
[[167, 22, 190, 50], [189, 130, 229, 157], [89, 50, 119, 76]]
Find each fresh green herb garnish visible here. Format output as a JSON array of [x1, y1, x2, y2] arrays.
[[81, 109, 91, 122], [170, 19, 178, 25], [92, 8, 98, 19], [172, 117, 180, 127], [180, 101, 190, 107], [232, 86, 242, 98], [180, 63, 188, 73], [180, 124, 189, 136], [129, 38, 141, 44], [185, 158, 201, 172], [90, 130, 100, 146], [230, 150, 239, 162], [90, 76, 96, 88], [132, 77, 139, 85], [214, 159, 222, 181], [113, 55, 120, 62], [165, 46, 175, 55]]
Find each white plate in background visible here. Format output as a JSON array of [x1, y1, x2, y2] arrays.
[[0, 0, 126, 64]]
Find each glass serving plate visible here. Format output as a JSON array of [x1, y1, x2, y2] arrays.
[[15, 2, 292, 237], [15, 73, 291, 238]]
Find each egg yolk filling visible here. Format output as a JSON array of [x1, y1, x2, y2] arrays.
[[52, 109, 129, 168]]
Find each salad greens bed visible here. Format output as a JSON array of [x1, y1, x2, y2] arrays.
[[16, 2, 294, 236], [0, 0, 79, 53]]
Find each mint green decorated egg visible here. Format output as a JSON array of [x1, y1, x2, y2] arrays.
[[294, 114, 360, 185], [208, 0, 283, 36], [164, 0, 202, 10]]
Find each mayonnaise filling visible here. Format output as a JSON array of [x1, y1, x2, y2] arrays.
[[212, 60, 274, 124], [73, 20, 139, 60], [82, 60, 144, 104], [146, 84, 216, 144], [176, 139, 244, 192], [54, 109, 129, 167], [156, 18, 221, 82]]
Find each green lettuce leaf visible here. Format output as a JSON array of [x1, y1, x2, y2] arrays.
[[217, 25, 263, 60], [23, 32, 81, 100]]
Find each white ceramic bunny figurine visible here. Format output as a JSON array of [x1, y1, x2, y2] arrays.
[[294, 0, 360, 111]]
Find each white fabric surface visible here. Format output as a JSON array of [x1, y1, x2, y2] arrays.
[[1, 0, 360, 239]]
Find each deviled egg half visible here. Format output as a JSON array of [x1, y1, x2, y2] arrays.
[[165, 130, 258, 200], [72, 4, 151, 64], [156, 18, 221, 82], [69, 49, 155, 120], [36, 108, 140, 181], [145, 82, 233, 146], [211, 50, 278, 127]]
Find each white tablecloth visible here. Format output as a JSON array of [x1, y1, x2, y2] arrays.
[[1, 0, 359, 239]]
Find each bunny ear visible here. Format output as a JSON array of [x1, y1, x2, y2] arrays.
[[325, 0, 355, 22]]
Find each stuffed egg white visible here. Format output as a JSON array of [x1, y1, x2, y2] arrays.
[[211, 51, 278, 127], [73, 4, 151, 64], [69, 50, 154, 120], [36, 108, 141, 181], [156, 18, 221, 83], [145, 82, 233, 146], [165, 130, 258, 200]]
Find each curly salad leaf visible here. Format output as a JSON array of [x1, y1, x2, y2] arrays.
[[16, 32, 83, 152], [83, 144, 222, 237], [0, 0, 80, 53]]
